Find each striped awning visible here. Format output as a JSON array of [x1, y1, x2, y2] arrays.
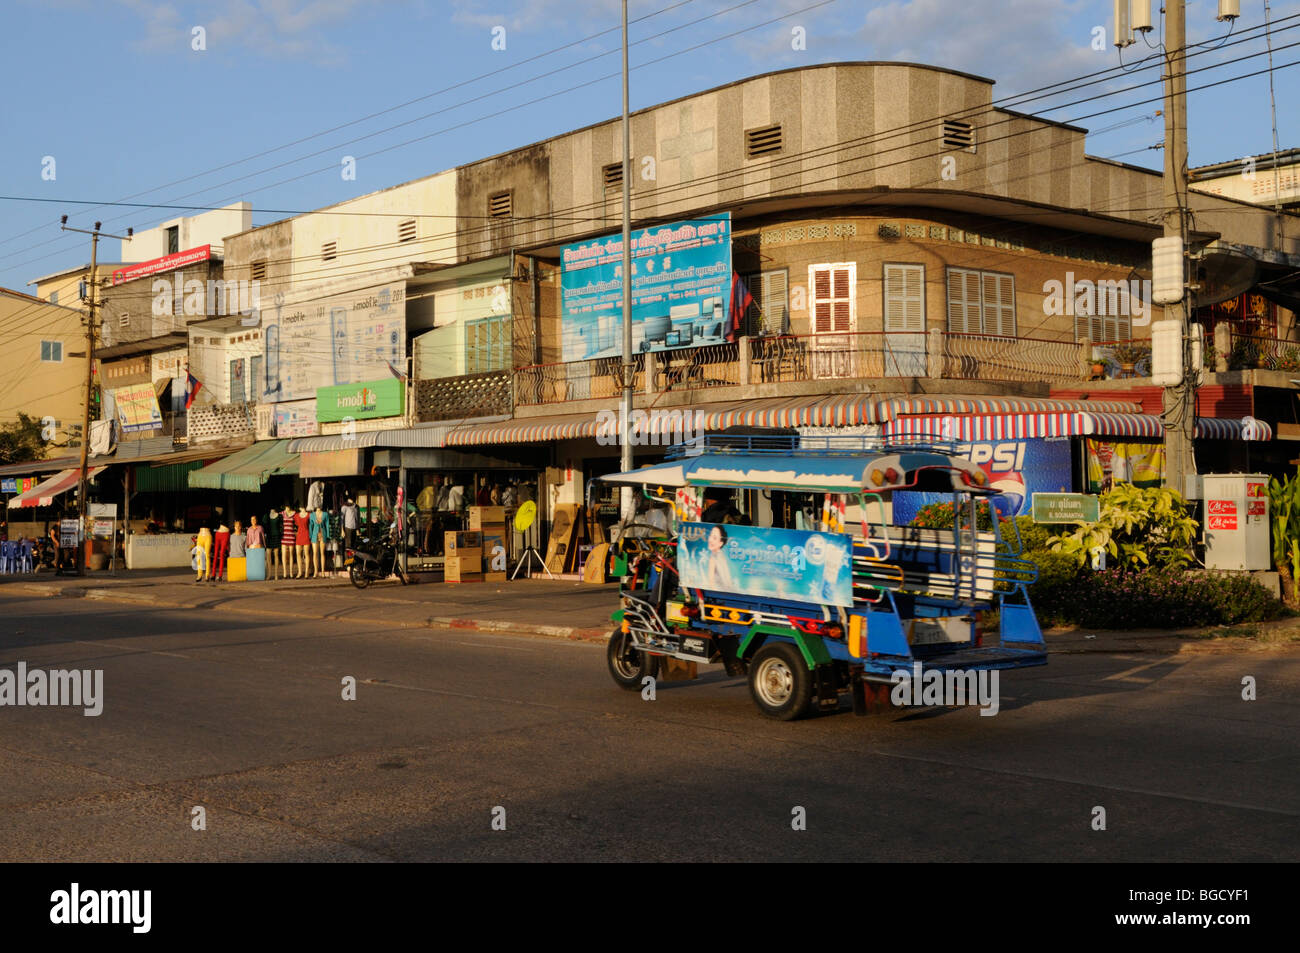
[[885, 412, 1082, 441], [444, 395, 1150, 447], [6, 467, 106, 509], [885, 412, 1272, 442]]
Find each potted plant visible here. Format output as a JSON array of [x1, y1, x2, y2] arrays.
[[1110, 341, 1150, 375]]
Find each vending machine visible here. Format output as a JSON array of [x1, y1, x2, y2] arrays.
[[1202, 473, 1270, 571]]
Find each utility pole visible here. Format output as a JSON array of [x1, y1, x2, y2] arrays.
[[60, 217, 131, 575], [619, 0, 635, 517], [1160, 0, 1197, 493]]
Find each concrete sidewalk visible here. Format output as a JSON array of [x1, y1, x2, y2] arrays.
[[0, 567, 620, 641], [2, 567, 1291, 653]]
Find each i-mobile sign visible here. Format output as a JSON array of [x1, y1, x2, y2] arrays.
[[111, 245, 212, 285]]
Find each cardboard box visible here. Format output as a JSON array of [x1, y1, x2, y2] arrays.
[[484, 571, 508, 583], [445, 531, 482, 554], [445, 555, 482, 583], [469, 507, 507, 530], [481, 533, 508, 572]]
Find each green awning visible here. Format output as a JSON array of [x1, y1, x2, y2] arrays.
[[187, 440, 300, 493], [135, 459, 209, 493]]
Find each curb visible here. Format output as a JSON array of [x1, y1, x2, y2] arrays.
[[11, 581, 1288, 653], [12, 581, 613, 643]]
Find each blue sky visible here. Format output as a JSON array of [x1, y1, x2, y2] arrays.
[[1, 0, 1296, 292]]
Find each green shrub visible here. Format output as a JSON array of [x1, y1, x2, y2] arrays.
[[1047, 569, 1284, 629], [1050, 484, 1197, 570]]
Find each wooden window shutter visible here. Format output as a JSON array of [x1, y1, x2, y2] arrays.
[[885, 264, 924, 332], [763, 269, 789, 331], [982, 272, 1016, 336], [947, 268, 980, 333], [811, 266, 832, 333]]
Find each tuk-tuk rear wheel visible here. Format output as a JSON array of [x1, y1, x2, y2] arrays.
[[607, 629, 659, 690], [748, 642, 814, 721]]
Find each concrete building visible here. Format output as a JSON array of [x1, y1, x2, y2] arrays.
[[0, 287, 89, 449], [199, 63, 1300, 562]]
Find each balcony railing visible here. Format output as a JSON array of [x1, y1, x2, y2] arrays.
[[944, 333, 1083, 383], [512, 331, 1095, 405], [515, 353, 647, 405], [1226, 331, 1300, 372], [416, 370, 511, 422]]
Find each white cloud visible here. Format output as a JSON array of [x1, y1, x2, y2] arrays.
[[117, 0, 365, 59]]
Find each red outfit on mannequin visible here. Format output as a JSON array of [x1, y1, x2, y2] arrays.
[[213, 526, 230, 580], [294, 511, 310, 546]]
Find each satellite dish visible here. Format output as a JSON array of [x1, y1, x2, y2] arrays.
[[514, 500, 537, 532]]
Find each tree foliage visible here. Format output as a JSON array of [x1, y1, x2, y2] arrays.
[[0, 413, 46, 466]]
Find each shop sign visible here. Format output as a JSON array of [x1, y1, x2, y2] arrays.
[[1031, 493, 1100, 524], [113, 383, 164, 433], [316, 378, 404, 422], [560, 214, 732, 362], [112, 245, 211, 285], [273, 399, 318, 438]]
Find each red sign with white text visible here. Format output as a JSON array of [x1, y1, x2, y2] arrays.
[[1207, 499, 1237, 531], [111, 245, 211, 285]]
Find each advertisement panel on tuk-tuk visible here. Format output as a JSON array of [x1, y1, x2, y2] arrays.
[[677, 522, 855, 607]]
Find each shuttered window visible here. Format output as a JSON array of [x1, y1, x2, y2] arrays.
[[465, 315, 511, 373], [982, 271, 1016, 336], [809, 263, 856, 334], [744, 269, 790, 333], [884, 264, 924, 332], [1074, 295, 1133, 343], [946, 267, 1015, 335]]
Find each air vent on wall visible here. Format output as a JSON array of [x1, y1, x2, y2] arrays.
[[398, 219, 416, 242], [321, 241, 337, 262], [488, 192, 512, 218], [746, 123, 783, 159], [250, 260, 267, 281], [942, 119, 975, 151], [603, 162, 624, 192]]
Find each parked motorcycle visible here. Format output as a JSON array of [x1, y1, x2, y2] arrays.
[[345, 535, 407, 589]]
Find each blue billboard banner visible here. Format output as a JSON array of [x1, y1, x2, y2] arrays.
[[560, 214, 732, 362], [677, 521, 855, 608], [891, 437, 1074, 526]]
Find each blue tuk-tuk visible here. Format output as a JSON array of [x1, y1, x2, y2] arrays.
[[601, 435, 1046, 720]]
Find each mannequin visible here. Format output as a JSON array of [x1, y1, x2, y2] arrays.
[[309, 506, 328, 578], [265, 509, 281, 578], [280, 505, 296, 580], [340, 497, 359, 555], [246, 515, 265, 551], [213, 523, 230, 582], [294, 506, 310, 578], [192, 527, 212, 583]]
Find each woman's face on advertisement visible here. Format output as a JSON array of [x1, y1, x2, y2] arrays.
[[708, 526, 724, 552]]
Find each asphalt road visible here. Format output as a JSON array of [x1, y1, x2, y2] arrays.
[[1, 592, 1297, 862]]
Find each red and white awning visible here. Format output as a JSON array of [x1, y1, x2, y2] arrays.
[[6, 467, 106, 509], [883, 413, 1272, 442]]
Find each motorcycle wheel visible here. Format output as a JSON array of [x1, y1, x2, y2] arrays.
[[349, 563, 372, 590]]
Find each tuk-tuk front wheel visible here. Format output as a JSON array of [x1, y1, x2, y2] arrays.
[[748, 642, 814, 721], [607, 629, 659, 690]]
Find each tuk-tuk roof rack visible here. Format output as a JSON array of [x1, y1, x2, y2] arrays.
[[665, 434, 963, 458]]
